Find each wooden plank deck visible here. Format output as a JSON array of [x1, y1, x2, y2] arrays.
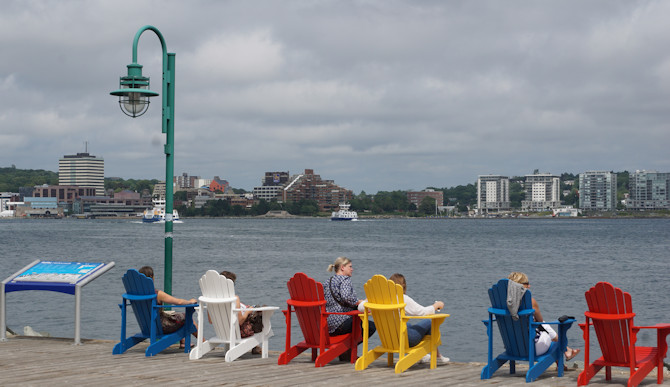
[[1, 336, 669, 386]]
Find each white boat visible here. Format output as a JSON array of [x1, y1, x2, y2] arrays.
[[143, 198, 182, 223], [331, 203, 358, 221]]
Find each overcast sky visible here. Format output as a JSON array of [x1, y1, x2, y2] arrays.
[[2, 1, 669, 193]]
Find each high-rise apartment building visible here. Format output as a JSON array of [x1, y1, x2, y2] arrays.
[[521, 172, 561, 211], [58, 152, 105, 196], [477, 175, 510, 214], [578, 171, 617, 211], [175, 172, 199, 189], [627, 170, 669, 210]]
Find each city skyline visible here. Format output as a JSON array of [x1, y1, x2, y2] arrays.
[[2, 1, 669, 193]]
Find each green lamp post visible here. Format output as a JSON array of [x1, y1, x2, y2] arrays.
[[111, 25, 176, 295]]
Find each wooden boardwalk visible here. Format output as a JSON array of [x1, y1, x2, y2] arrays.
[[1, 337, 669, 386]]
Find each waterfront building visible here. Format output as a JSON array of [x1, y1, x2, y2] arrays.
[[407, 190, 443, 210], [579, 171, 617, 211], [15, 197, 63, 217], [32, 185, 97, 204], [252, 171, 290, 201], [253, 185, 284, 201], [209, 177, 230, 193], [283, 169, 352, 211], [521, 172, 561, 211], [58, 152, 105, 196], [152, 182, 166, 199], [627, 170, 669, 210], [175, 172, 199, 189], [193, 178, 212, 189], [476, 175, 510, 214]]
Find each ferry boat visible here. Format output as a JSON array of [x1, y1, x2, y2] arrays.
[[331, 203, 358, 221], [142, 198, 182, 223]]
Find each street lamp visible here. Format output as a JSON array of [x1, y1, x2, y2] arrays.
[[111, 25, 176, 295]]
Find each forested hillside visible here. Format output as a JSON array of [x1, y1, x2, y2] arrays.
[[0, 166, 58, 192]]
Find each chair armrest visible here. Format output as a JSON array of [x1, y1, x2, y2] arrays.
[[634, 323, 670, 338], [636, 323, 670, 330], [532, 318, 576, 326], [406, 313, 450, 320]]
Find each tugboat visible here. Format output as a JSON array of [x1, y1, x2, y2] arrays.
[[331, 203, 358, 221], [142, 198, 182, 223]]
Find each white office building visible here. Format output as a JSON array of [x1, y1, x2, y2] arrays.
[[58, 152, 105, 196], [477, 175, 510, 214]]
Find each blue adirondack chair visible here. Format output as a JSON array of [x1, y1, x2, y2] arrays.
[[113, 269, 197, 356], [481, 278, 575, 383]]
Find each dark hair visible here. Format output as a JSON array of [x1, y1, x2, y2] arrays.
[[139, 266, 154, 278], [220, 270, 237, 283]]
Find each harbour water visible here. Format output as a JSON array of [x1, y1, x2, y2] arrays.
[[1, 217, 669, 362]]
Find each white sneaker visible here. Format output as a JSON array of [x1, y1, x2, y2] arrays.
[[438, 355, 450, 364], [421, 354, 450, 364]]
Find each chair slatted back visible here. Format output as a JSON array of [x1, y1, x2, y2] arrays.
[[488, 279, 533, 358], [286, 273, 328, 346], [584, 282, 634, 364], [363, 275, 405, 351], [199, 270, 239, 341], [121, 269, 161, 337]]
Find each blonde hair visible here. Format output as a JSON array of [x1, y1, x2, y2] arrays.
[[327, 256, 351, 273], [508, 272, 529, 285], [389, 273, 406, 293]]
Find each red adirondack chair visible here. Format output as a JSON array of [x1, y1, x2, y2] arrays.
[[278, 272, 361, 367], [578, 282, 670, 387]]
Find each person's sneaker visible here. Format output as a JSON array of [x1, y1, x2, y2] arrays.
[[421, 354, 450, 364]]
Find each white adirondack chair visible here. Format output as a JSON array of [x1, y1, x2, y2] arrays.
[[190, 270, 278, 361]]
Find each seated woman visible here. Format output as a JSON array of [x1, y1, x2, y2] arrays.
[[324, 257, 376, 342], [389, 273, 450, 364], [217, 270, 262, 354], [508, 272, 579, 361], [138, 266, 197, 347]]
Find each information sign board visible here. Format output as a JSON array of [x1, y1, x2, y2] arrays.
[[12, 261, 105, 284], [2, 260, 115, 345]]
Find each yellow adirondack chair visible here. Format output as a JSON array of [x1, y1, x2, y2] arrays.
[[355, 275, 449, 373]]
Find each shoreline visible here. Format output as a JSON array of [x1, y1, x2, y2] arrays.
[[3, 214, 670, 220]]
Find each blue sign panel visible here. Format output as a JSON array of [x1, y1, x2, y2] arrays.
[[12, 261, 105, 284]]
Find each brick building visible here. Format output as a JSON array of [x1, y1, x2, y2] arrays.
[[407, 190, 443, 209], [283, 169, 352, 211]]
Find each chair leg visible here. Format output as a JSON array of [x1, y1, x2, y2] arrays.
[[578, 362, 603, 386], [355, 348, 384, 371]]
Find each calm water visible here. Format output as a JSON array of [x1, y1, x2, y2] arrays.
[[1, 217, 669, 362]]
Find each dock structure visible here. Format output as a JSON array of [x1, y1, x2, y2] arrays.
[[1, 337, 669, 386]]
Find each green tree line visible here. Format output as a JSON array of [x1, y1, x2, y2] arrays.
[[0, 166, 58, 192]]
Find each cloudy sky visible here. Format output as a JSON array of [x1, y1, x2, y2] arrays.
[[2, 1, 669, 193]]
